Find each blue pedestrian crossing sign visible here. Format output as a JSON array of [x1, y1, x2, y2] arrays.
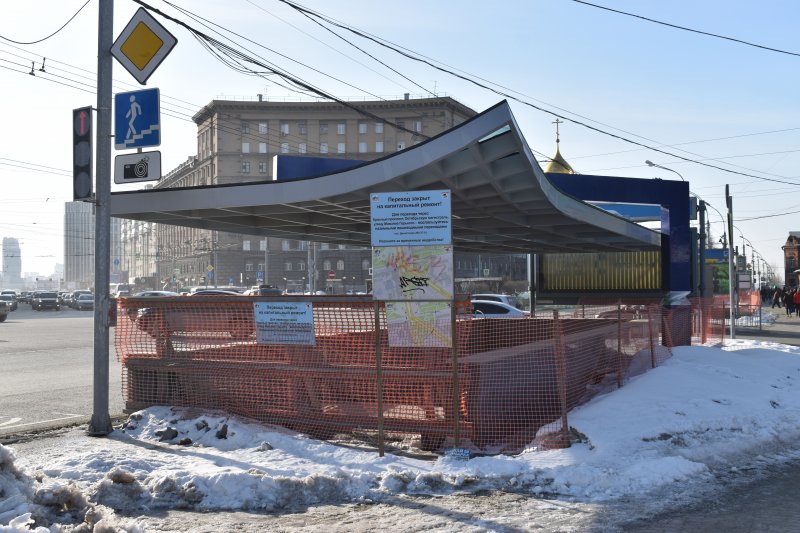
[[115, 88, 160, 150]]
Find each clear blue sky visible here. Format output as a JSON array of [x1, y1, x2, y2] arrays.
[[1, 0, 797, 278]]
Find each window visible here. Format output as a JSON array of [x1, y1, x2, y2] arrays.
[[298, 261, 305, 271], [284, 261, 293, 271], [337, 142, 345, 154], [241, 142, 250, 153], [323, 260, 331, 271], [241, 122, 249, 134], [397, 142, 406, 151], [299, 143, 307, 154], [319, 123, 329, 135], [259, 239, 267, 251], [414, 120, 422, 133], [241, 161, 251, 173], [280, 122, 289, 136], [375, 122, 384, 134], [358, 122, 367, 134], [362, 258, 370, 270], [320, 243, 330, 250], [243, 240, 251, 251], [281, 142, 289, 153], [245, 263, 254, 271], [298, 122, 307, 135], [336, 259, 345, 270], [358, 142, 367, 153], [375, 141, 384, 153], [337, 123, 346, 135], [258, 122, 267, 134], [258, 142, 267, 153], [258, 162, 268, 174], [320, 143, 328, 154], [396, 120, 405, 130], [257, 263, 264, 272]]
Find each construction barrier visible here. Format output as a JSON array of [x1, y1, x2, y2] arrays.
[[115, 295, 680, 454]]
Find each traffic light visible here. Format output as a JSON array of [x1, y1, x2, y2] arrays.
[[73, 106, 93, 201]]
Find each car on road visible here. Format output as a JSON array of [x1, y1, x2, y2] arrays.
[[75, 293, 94, 311], [471, 300, 529, 319], [0, 293, 18, 311], [68, 290, 92, 309], [471, 293, 522, 309], [32, 291, 60, 311]]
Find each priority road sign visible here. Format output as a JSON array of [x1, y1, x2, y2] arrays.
[[111, 7, 177, 85], [115, 88, 160, 150]]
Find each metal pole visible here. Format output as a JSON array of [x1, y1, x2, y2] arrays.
[[88, 0, 113, 436], [726, 185, 736, 339], [698, 200, 707, 296]]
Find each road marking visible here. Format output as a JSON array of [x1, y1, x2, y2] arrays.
[[0, 414, 85, 431], [0, 417, 23, 427]]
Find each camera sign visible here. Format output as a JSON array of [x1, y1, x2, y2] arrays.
[[114, 151, 161, 184]]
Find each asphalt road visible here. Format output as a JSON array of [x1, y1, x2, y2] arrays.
[[0, 304, 124, 436]]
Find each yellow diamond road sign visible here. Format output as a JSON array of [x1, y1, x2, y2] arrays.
[[111, 8, 177, 85]]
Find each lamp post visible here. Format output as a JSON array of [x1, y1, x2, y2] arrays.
[[645, 160, 685, 181]]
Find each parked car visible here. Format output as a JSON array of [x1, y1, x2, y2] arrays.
[[471, 293, 522, 309], [132, 291, 180, 297], [0, 293, 17, 311], [75, 293, 94, 311], [32, 291, 60, 311], [471, 300, 529, 319]]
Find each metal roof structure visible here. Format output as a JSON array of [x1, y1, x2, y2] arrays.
[[110, 101, 661, 254]]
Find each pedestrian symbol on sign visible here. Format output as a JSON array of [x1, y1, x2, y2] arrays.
[[126, 95, 142, 141]]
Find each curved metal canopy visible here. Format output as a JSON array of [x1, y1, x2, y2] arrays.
[[110, 101, 661, 253]]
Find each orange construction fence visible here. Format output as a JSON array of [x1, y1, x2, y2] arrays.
[[113, 295, 698, 455]]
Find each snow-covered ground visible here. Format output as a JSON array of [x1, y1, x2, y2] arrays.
[[3, 339, 800, 532]]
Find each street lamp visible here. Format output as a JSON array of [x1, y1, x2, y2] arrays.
[[645, 160, 685, 181]]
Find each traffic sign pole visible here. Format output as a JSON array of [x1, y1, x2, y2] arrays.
[[88, 0, 113, 437]]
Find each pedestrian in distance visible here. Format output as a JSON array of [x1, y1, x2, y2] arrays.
[[783, 289, 793, 316], [772, 289, 782, 309], [792, 290, 800, 317]]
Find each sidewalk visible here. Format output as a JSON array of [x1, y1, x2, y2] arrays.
[[731, 306, 800, 346]]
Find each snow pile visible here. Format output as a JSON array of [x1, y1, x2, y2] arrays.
[[3, 340, 800, 530]]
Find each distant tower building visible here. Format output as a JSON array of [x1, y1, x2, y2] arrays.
[[64, 202, 95, 289], [2, 237, 22, 289]]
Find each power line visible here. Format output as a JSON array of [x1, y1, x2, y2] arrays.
[[573, 0, 800, 58], [0, 0, 92, 45], [276, 0, 800, 187]]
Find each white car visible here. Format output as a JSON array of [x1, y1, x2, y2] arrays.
[[471, 300, 529, 319], [471, 293, 522, 309]]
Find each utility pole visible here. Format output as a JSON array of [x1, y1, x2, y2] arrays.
[[726, 185, 736, 340], [698, 200, 707, 296], [88, 0, 113, 436]]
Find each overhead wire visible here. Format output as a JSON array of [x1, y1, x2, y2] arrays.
[[0, 0, 92, 45], [277, 0, 800, 187], [572, 0, 800, 58]]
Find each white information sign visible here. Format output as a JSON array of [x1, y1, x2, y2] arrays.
[[372, 245, 453, 301], [370, 190, 451, 246], [254, 301, 315, 345], [386, 301, 452, 348]]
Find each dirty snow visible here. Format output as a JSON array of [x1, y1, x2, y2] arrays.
[[3, 340, 800, 531]]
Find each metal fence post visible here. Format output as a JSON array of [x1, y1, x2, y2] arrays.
[[451, 301, 461, 448], [553, 310, 570, 446], [616, 299, 623, 388], [374, 301, 385, 457]]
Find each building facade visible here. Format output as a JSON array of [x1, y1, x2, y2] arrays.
[[64, 202, 123, 290], [2, 237, 22, 289], [121, 95, 529, 292], [782, 232, 800, 287]]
